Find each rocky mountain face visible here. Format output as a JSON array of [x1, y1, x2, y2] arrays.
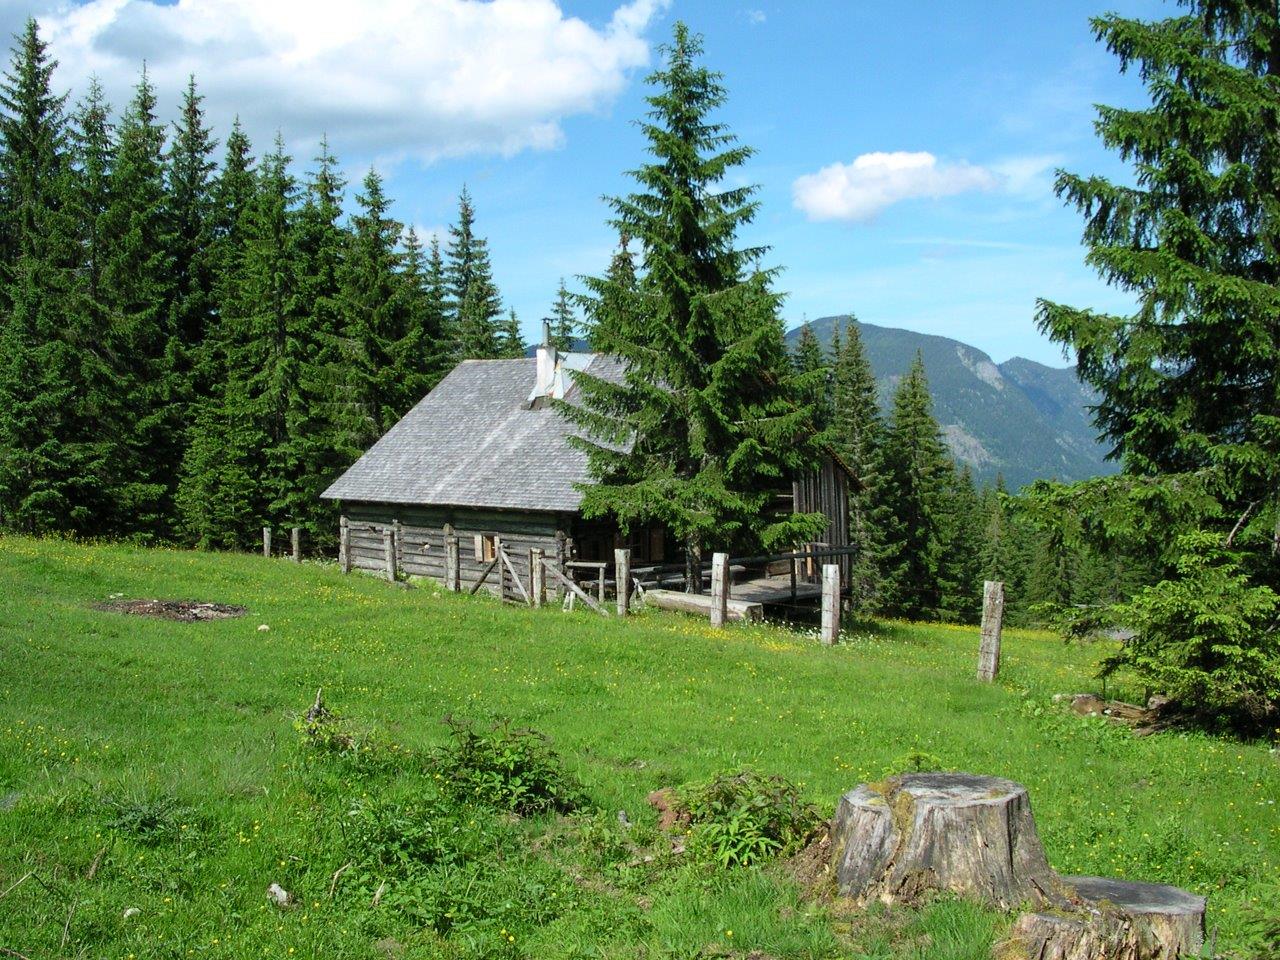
[[792, 316, 1118, 489]]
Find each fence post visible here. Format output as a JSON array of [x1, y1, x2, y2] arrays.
[[615, 548, 631, 617], [393, 519, 404, 570], [710, 552, 729, 628], [445, 535, 460, 591], [821, 563, 840, 645], [530, 548, 545, 608], [262, 527, 272, 559], [291, 526, 302, 562], [339, 516, 351, 573], [383, 527, 398, 582], [978, 580, 1005, 682]]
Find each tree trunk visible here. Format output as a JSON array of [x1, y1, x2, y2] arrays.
[[830, 772, 1062, 910], [996, 877, 1205, 960]]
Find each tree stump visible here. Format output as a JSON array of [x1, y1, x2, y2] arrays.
[[830, 772, 1061, 910], [997, 876, 1205, 960]]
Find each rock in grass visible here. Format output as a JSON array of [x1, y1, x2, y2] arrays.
[[829, 772, 1062, 910], [267, 882, 293, 907]]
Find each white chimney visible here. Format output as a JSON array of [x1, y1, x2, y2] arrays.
[[530, 319, 559, 402]]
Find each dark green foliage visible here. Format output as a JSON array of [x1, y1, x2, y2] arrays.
[[100, 69, 179, 539], [679, 770, 820, 868], [340, 168, 416, 446], [446, 187, 503, 360], [791, 321, 829, 430], [1033, 0, 1280, 723], [499, 307, 525, 359], [545, 278, 577, 350], [401, 226, 452, 392], [1107, 531, 1279, 730], [564, 23, 826, 576], [830, 320, 883, 612], [875, 354, 955, 620], [432, 715, 584, 816]]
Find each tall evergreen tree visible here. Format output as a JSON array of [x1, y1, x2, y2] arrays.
[[1035, 0, 1280, 724], [830, 320, 883, 611], [166, 75, 216, 396], [276, 137, 352, 543], [544, 278, 578, 351], [445, 187, 502, 359], [340, 168, 413, 446], [0, 19, 98, 532], [939, 465, 984, 622], [100, 67, 179, 537], [791, 321, 829, 430], [400, 226, 451, 391], [563, 23, 825, 586], [200, 118, 255, 389], [580, 232, 639, 351], [498, 308, 525, 359], [876, 353, 955, 620]]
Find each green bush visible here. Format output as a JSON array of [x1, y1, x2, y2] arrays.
[[1105, 531, 1280, 731], [680, 770, 820, 868], [432, 715, 585, 816]]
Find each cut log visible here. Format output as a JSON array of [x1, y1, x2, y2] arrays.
[[829, 772, 1061, 910], [997, 876, 1205, 960], [645, 588, 762, 622]]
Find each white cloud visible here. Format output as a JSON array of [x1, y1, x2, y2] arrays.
[[792, 151, 999, 222], [744, 9, 766, 25], [33, 0, 670, 163]]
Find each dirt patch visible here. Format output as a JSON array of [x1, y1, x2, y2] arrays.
[[780, 826, 837, 904], [94, 599, 247, 622]]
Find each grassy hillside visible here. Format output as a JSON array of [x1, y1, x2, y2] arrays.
[[0, 537, 1275, 959], [789, 318, 1118, 489]]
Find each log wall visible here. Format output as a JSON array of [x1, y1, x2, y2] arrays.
[[342, 502, 570, 602], [792, 455, 852, 581]]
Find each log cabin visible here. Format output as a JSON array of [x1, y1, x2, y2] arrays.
[[321, 333, 852, 597]]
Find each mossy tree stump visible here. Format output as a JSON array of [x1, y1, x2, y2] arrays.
[[997, 876, 1206, 960], [830, 772, 1061, 910]]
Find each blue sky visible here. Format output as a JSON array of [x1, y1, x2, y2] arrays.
[[17, 0, 1170, 365]]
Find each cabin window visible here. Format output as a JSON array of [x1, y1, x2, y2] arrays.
[[475, 534, 498, 562]]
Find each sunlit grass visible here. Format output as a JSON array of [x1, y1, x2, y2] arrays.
[[0, 535, 1275, 958]]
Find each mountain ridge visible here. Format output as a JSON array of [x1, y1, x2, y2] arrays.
[[789, 316, 1117, 489]]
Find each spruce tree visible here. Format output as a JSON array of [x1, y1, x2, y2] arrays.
[[939, 465, 983, 622], [791, 322, 829, 430], [100, 67, 179, 538], [199, 118, 255, 389], [166, 76, 216, 394], [830, 320, 883, 611], [580, 233, 639, 351], [401, 226, 451, 391], [563, 23, 826, 585], [545, 278, 578, 351], [499, 308, 525, 358], [876, 353, 955, 620], [276, 137, 352, 543], [1036, 0, 1280, 723], [0, 19, 99, 531], [445, 187, 502, 359], [340, 168, 413, 445]]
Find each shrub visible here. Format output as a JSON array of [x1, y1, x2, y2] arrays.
[[680, 770, 820, 868], [432, 715, 585, 816], [294, 692, 405, 772], [1105, 531, 1279, 731], [101, 794, 190, 846]]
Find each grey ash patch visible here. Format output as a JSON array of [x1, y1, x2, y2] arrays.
[[93, 599, 247, 622]]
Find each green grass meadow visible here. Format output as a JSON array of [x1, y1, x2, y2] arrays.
[[0, 536, 1276, 958]]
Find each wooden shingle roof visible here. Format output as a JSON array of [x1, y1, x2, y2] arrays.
[[321, 353, 625, 512]]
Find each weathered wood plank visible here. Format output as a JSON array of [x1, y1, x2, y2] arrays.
[[262, 527, 272, 559], [615, 548, 630, 617], [710, 552, 728, 628], [978, 580, 1004, 681], [542, 561, 608, 615], [645, 589, 762, 622], [821, 563, 840, 645]]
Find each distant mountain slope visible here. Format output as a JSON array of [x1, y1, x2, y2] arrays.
[[791, 317, 1117, 489]]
